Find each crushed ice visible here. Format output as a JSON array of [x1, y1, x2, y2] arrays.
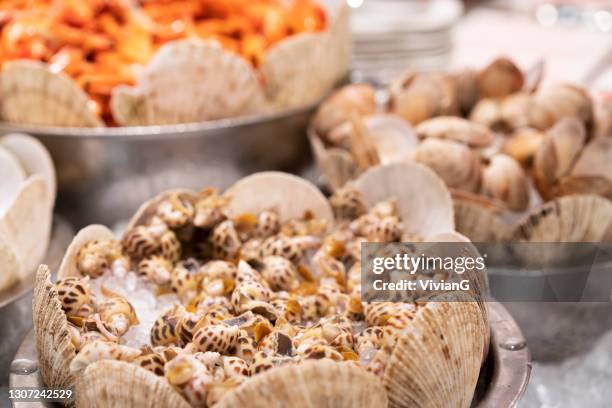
[[90, 270, 179, 349]]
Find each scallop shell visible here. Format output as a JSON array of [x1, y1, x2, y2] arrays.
[[0, 145, 26, 216], [216, 359, 387, 408], [111, 39, 265, 126], [513, 194, 612, 242], [75, 360, 190, 408], [260, 33, 331, 109], [0, 133, 57, 203], [453, 196, 511, 242], [323, 1, 352, 88], [0, 60, 102, 127], [0, 175, 52, 277], [58, 224, 116, 279], [383, 295, 487, 408], [416, 116, 494, 148], [570, 136, 612, 181], [353, 162, 454, 239], [33, 265, 76, 390], [0, 233, 21, 291], [224, 172, 333, 222]]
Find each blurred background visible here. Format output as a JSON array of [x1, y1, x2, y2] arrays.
[[351, 0, 612, 93]]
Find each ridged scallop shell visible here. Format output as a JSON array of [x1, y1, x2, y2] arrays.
[[75, 360, 190, 408], [0, 234, 21, 291], [216, 359, 387, 408], [0, 144, 25, 216], [0, 60, 102, 127], [111, 39, 265, 126], [383, 295, 486, 408], [0, 133, 57, 203], [354, 162, 454, 239], [0, 174, 53, 277], [453, 197, 511, 242], [58, 224, 115, 279], [261, 33, 330, 109], [33, 265, 76, 390], [224, 172, 333, 223], [513, 194, 612, 242]]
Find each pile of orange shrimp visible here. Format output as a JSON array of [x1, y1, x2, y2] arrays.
[[0, 0, 326, 124]]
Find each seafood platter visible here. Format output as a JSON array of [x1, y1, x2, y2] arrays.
[[0, 0, 351, 226], [19, 166, 530, 407], [308, 57, 612, 362]]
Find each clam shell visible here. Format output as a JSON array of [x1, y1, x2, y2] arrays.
[[309, 128, 360, 191], [260, 33, 331, 109], [216, 360, 386, 408], [58, 225, 115, 279], [0, 60, 102, 127], [571, 136, 612, 180], [481, 154, 530, 211], [111, 39, 265, 126], [555, 175, 612, 200], [384, 295, 486, 408], [0, 133, 57, 203], [416, 116, 494, 148], [0, 145, 26, 215], [323, 2, 352, 86], [75, 360, 189, 408], [0, 175, 52, 277], [0, 233, 21, 291], [33, 265, 76, 389], [413, 138, 482, 193], [353, 162, 454, 239], [513, 194, 612, 242], [533, 117, 587, 200], [224, 172, 333, 222], [478, 57, 524, 98], [126, 189, 198, 230], [453, 196, 511, 242], [365, 114, 419, 164]]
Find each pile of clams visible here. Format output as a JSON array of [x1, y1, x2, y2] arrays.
[[309, 57, 612, 243], [34, 164, 488, 407]]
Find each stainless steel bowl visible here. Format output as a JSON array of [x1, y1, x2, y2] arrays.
[[0, 104, 318, 228], [0, 217, 73, 389], [8, 301, 530, 407]]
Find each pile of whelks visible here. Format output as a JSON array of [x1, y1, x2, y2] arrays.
[[35, 165, 489, 408], [0, 133, 55, 291], [310, 57, 612, 242]]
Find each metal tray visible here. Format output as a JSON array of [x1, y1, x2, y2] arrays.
[[0, 104, 318, 229], [8, 301, 530, 407], [0, 218, 74, 387]]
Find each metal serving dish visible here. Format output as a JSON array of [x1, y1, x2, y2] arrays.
[[8, 301, 530, 407], [0, 104, 318, 228], [489, 260, 612, 362], [0, 218, 73, 387]]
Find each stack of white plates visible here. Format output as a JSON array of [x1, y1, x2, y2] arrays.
[[350, 0, 463, 84]]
